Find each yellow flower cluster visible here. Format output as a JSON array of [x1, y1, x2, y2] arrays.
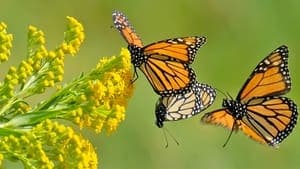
[[1, 66, 18, 98], [71, 48, 134, 134], [1, 16, 84, 101], [2, 25, 48, 98], [0, 22, 13, 63], [61, 16, 85, 55], [0, 16, 134, 169], [0, 120, 97, 169], [14, 101, 31, 115]]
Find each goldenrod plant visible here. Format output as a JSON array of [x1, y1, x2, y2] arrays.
[[0, 16, 133, 168]]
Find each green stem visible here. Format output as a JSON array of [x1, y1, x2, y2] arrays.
[[2, 109, 65, 128]]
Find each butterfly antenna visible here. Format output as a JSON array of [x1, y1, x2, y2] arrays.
[[215, 87, 228, 98], [227, 92, 234, 100], [162, 128, 169, 148], [223, 120, 237, 147], [162, 127, 180, 148]]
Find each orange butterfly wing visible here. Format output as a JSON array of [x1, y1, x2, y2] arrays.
[[112, 10, 143, 47], [143, 36, 206, 63], [237, 45, 290, 102], [138, 37, 206, 95], [242, 97, 297, 145], [201, 109, 268, 144], [139, 56, 196, 95], [201, 109, 236, 130]]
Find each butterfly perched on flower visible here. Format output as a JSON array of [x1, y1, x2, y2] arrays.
[[112, 10, 206, 96], [155, 81, 216, 128], [201, 45, 298, 147]]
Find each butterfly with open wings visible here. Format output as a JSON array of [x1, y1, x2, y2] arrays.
[[201, 45, 298, 147], [113, 10, 206, 96]]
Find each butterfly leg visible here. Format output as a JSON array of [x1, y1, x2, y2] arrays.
[[223, 120, 239, 147], [131, 67, 139, 84]]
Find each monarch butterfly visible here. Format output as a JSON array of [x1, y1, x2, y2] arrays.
[[112, 10, 206, 96], [155, 81, 216, 128], [201, 45, 298, 147]]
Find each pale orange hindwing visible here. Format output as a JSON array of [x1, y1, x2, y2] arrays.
[[201, 109, 236, 130], [163, 91, 196, 121], [237, 45, 290, 102], [143, 36, 206, 63], [241, 97, 297, 145], [161, 83, 216, 121], [199, 87, 215, 108], [112, 10, 143, 47], [139, 57, 191, 92], [238, 120, 268, 144]]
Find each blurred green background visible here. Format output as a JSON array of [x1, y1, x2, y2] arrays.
[[1, 0, 300, 169]]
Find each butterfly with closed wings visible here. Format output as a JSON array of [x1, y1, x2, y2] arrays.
[[156, 81, 216, 128], [112, 10, 206, 96], [201, 45, 298, 147]]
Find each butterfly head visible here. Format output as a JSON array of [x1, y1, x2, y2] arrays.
[[222, 99, 247, 120], [155, 98, 167, 128]]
